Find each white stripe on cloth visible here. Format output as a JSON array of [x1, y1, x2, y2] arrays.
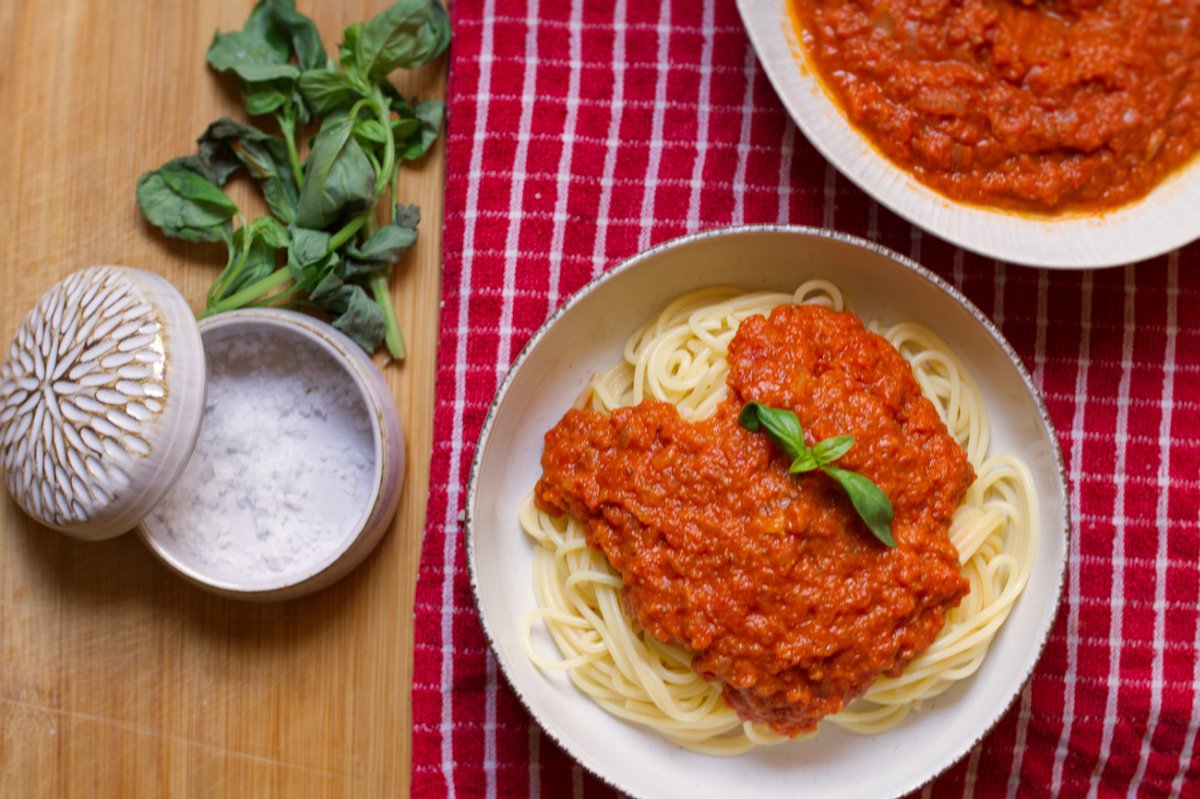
[[685, 0, 716, 232], [1087, 266, 1137, 799], [776, 123, 794, 224], [731, 42, 757, 225], [545, 0, 585, 312], [964, 740, 983, 799], [484, 652, 498, 796], [636, 1, 672, 251], [1130, 253, 1179, 790], [489, 5, 543, 794], [993, 262, 1006, 327], [909, 226, 922, 262], [495, 0, 541, 383], [1172, 583, 1200, 795], [529, 725, 541, 799], [588, 0, 629, 276], [1051, 272, 1093, 793], [441, 0, 500, 793], [822, 164, 836, 228]]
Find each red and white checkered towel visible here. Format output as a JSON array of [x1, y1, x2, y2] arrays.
[[412, 1, 1200, 795]]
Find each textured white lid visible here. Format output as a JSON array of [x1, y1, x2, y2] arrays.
[[0, 266, 207, 541]]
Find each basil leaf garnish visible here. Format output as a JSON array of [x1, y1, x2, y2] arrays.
[[790, 451, 819, 473], [739, 403, 896, 548], [738, 402, 807, 462], [819, 466, 897, 548], [811, 435, 854, 465]]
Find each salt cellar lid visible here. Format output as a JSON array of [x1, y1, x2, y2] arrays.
[[0, 266, 206, 541]]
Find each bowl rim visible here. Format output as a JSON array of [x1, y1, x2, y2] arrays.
[[465, 224, 1071, 797], [138, 307, 386, 599], [736, 0, 1200, 269]]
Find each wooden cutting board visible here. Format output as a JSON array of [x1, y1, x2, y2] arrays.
[[0, 1, 444, 795]]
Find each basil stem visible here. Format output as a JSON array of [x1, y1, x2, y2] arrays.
[[371, 271, 406, 360], [328, 215, 368, 252], [198, 267, 293, 318], [276, 107, 304, 188]]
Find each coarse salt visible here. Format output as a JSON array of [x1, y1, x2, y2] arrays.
[[149, 327, 375, 584]]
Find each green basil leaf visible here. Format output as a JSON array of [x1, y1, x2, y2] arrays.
[[246, 86, 291, 116], [231, 62, 300, 83], [206, 30, 287, 76], [206, 0, 290, 76], [346, 222, 418, 264], [191, 130, 243, 187], [242, 0, 293, 57], [738, 402, 807, 462], [305, 282, 385, 353], [391, 116, 419, 141], [207, 3, 319, 120], [811, 435, 855, 466], [231, 63, 300, 117], [252, 215, 290, 249], [266, 0, 328, 71], [289, 226, 333, 267], [298, 68, 367, 114], [355, 0, 451, 82], [790, 451, 819, 473], [195, 118, 299, 223], [308, 261, 347, 305], [392, 97, 444, 161], [339, 22, 363, 72], [210, 216, 288, 304], [136, 159, 237, 243], [338, 260, 375, 279], [288, 248, 339, 294], [354, 117, 391, 146], [394, 202, 421, 228], [820, 465, 896, 548], [737, 402, 763, 431], [295, 113, 376, 229]]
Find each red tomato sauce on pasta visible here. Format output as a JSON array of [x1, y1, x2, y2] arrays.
[[535, 305, 975, 735], [789, 0, 1200, 212]]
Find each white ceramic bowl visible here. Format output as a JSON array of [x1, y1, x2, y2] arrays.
[[139, 309, 406, 601], [467, 226, 1069, 798], [737, 0, 1200, 268]]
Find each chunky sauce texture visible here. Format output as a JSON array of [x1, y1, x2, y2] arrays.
[[535, 306, 974, 735], [790, 0, 1200, 211]]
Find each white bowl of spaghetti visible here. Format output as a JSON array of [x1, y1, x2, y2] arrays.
[[467, 226, 1068, 799]]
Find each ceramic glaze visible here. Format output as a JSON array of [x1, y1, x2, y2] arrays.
[[0, 266, 205, 540]]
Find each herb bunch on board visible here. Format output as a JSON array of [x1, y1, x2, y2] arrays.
[[137, 0, 450, 359]]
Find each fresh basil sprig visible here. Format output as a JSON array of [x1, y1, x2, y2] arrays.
[[136, 0, 450, 359], [738, 402, 896, 548]]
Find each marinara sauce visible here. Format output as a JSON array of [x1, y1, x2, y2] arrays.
[[536, 305, 974, 735], [789, 0, 1200, 211]]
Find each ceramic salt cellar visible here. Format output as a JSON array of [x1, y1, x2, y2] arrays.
[[0, 265, 405, 599]]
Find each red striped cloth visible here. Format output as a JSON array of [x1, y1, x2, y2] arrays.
[[412, 1, 1200, 796]]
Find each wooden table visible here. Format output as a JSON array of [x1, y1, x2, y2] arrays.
[[0, 2, 443, 795]]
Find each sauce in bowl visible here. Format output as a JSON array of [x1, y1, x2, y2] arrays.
[[790, 0, 1200, 212]]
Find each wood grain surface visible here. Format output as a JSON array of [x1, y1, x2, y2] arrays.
[[0, 1, 444, 795]]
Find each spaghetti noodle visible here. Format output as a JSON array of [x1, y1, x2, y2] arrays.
[[522, 282, 1037, 754]]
